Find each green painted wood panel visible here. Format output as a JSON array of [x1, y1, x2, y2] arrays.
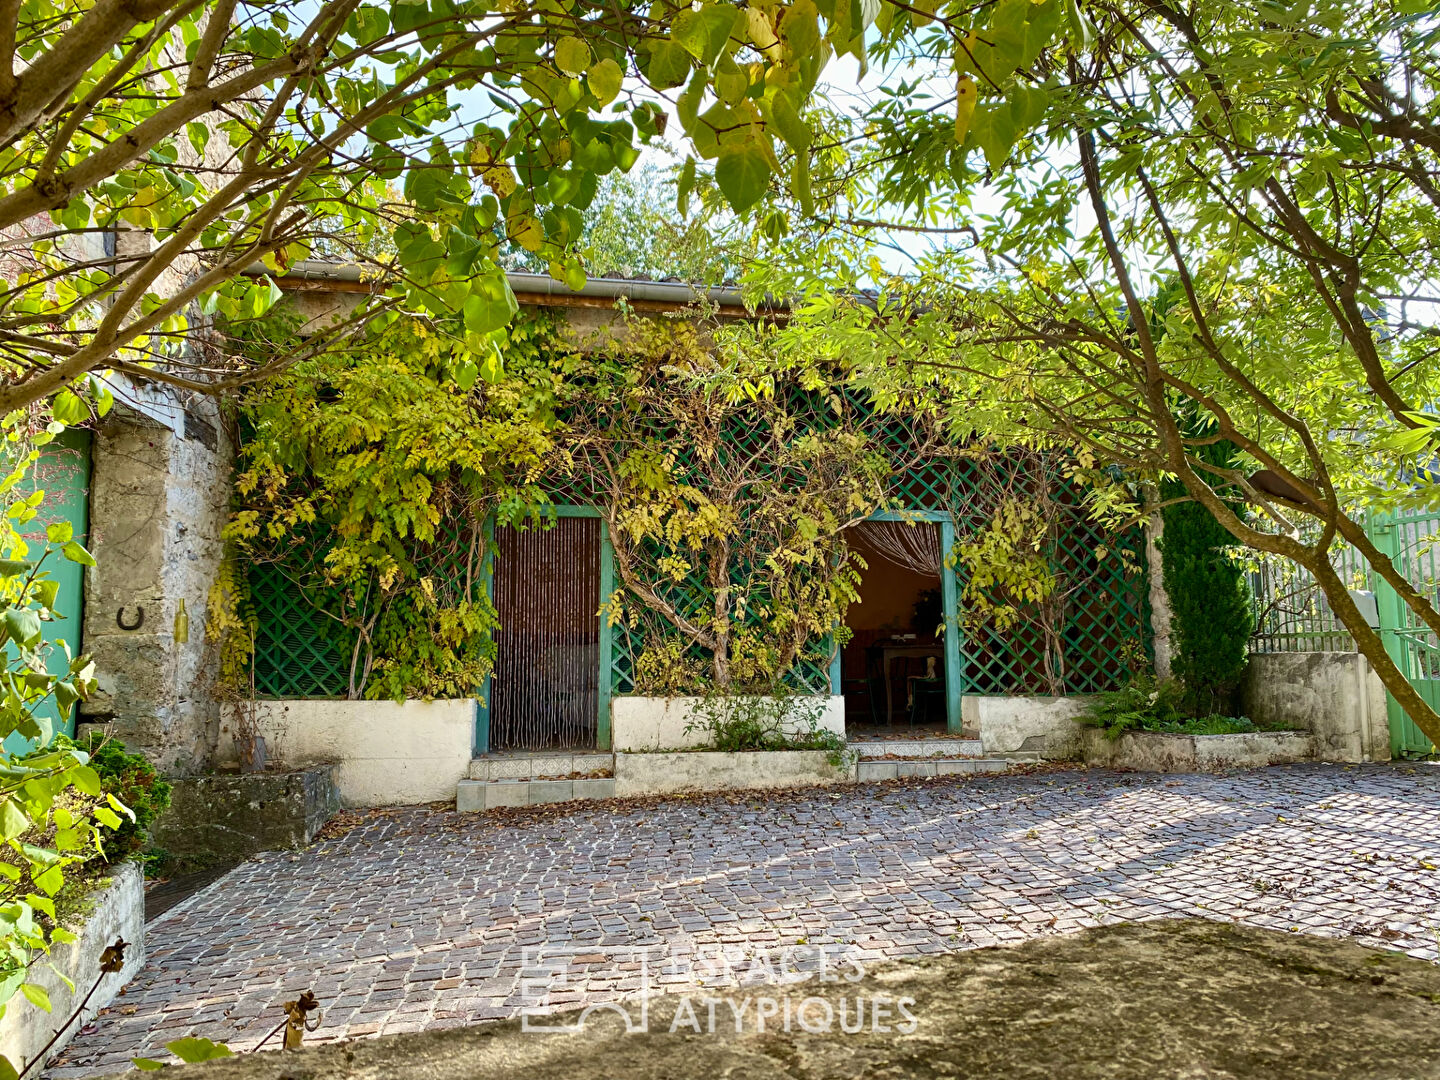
[[4, 429, 91, 754]]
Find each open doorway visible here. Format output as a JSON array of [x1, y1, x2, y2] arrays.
[[841, 521, 947, 738]]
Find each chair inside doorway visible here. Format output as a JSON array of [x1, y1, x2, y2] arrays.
[[841, 521, 947, 736], [491, 517, 601, 750]]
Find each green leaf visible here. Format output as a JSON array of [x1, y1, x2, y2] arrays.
[[32, 865, 64, 896], [53, 681, 80, 720], [164, 1037, 234, 1064], [767, 91, 811, 154], [793, 146, 814, 216], [94, 806, 123, 830], [644, 40, 692, 90], [20, 983, 51, 1013], [3, 608, 41, 648], [677, 67, 707, 132], [715, 146, 773, 212], [50, 391, 87, 426], [454, 360, 479, 393], [0, 559, 31, 578], [462, 274, 519, 336], [1064, 0, 1091, 47], [61, 540, 95, 567], [586, 58, 623, 106], [70, 765, 102, 797], [971, 104, 1017, 171], [88, 374, 114, 418], [0, 800, 27, 841], [44, 522, 72, 543], [676, 156, 698, 216], [1007, 83, 1048, 133], [554, 36, 591, 76], [132, 1058, 168, 1071], [673, 4, 741, 66], [33, 579, 59, 611], [779, 0, 820, 54], [0, 1052, 18, 1080]]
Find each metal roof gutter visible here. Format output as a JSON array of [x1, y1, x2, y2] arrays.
[[254, 260, 781, 315]]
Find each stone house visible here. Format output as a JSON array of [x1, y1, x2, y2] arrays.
[[32, 268, 1391, 836]]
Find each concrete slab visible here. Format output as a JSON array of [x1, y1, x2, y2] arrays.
[[527, 780, 574, 804]]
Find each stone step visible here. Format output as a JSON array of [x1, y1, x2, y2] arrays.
[[856, 758, 1011, 782], [853, 739, 985, 760], [468, 752, 615, 781], [457, 777, 616, 812]]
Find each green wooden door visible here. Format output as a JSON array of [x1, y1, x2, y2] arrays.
[[1369, 511, 1440, 757], [4, 429, 92, 754]]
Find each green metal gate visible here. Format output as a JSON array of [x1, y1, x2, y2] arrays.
[[1369, 510, 1440, 757]]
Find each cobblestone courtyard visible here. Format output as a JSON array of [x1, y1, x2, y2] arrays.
[[51, 765, 1440, 1076]]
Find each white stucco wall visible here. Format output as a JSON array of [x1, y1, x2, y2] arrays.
[[0, 861, 145, 1074], [218, 699, 477, 807], [969, 694, 1090, 758], [1243, 652, 1390, 763], [610, 695, 846, 752]]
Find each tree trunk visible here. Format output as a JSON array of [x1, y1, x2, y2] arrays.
[[1309, 557, 1440, 748]]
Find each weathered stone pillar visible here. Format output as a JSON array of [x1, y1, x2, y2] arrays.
[[79, 386, 232, 775], [1145, 513, 1173, 680]]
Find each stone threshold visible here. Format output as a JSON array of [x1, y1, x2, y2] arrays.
[[854, 738, 985, 759], [459, 746, 1022, 810]]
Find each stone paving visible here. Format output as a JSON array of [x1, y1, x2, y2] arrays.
[[50, 764, 1440, 1076]]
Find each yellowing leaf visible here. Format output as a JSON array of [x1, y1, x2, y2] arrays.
[[20, 983, 51, 1013], [554, 36, 591, 76], [955, 74, 977, 143], [747, 6, 780, 56], [587, 57, 623, 105]]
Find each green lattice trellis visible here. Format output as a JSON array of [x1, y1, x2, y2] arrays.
[[250, 563, 356, 697], [247, 381, 1148, 700], [954, 491, 1149, 695]]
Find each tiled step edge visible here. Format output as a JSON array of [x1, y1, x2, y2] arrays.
[[856, 758, 1011, 781], [854, 739, 985, 760], [468, 754, 616, 781], [457, 778, 616, 812]]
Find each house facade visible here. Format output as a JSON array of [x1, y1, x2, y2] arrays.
[[42, 269, 1399, 821]]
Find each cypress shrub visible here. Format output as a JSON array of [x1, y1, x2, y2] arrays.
[[1159, 441, 1254, 716]]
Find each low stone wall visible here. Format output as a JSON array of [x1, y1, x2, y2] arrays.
[[610, 696, 846, 753], [1080, 729, 1315, 772], [1, 861, 145, 1075], [150, 766, 340, 871], [218, 699, 477, 806], [966, 695, 1089, 758], [613, 750, 856, 796], [1243, 652, 1389, 762]]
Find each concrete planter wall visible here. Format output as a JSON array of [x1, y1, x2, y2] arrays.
[[150, 765, 340, 871], [614, 750, 856, 797], [1243, 652, 1389, 762], [218, 698, 477, 806], [1081, 729, 1315, 772], [965, 694, 1089, 758], [610, 695, 845, 752], [0, 861, 145, 1074]]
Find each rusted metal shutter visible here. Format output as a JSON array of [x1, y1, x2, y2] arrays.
[[492, 517, 601, 750]]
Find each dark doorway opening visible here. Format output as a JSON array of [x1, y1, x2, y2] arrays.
[[492, 517, 601, 750], [841, 521, 946, 736]]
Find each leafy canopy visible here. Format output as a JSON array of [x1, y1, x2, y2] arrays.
[[0, 0, 992, 418], [725, 0, 1440, 739]]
